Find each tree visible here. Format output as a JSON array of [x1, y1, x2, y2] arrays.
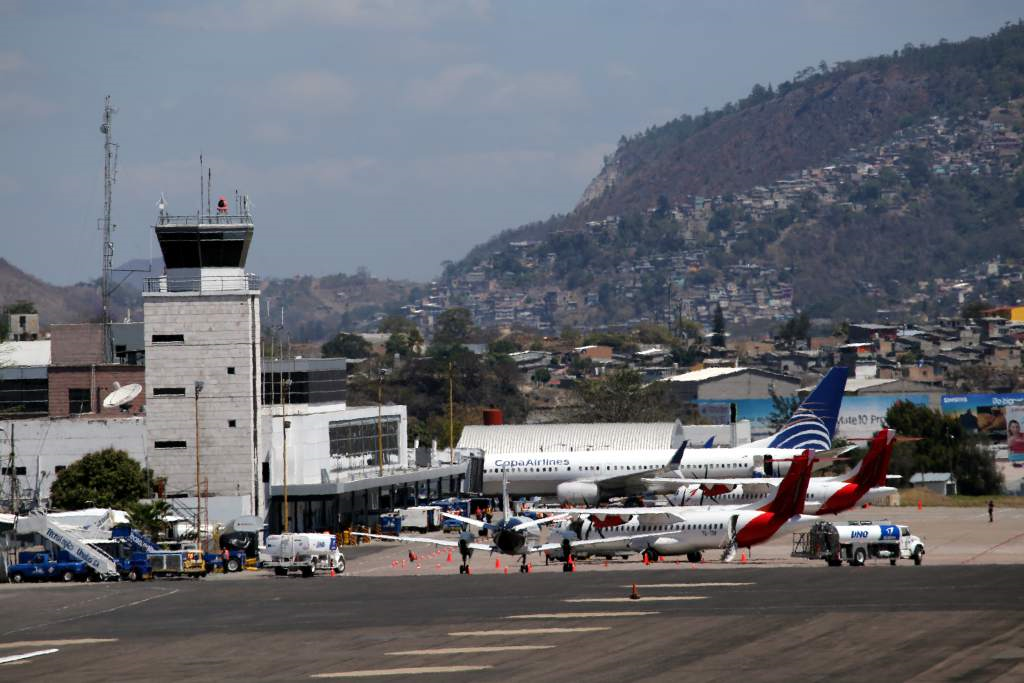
[[531, 367, 551, 384], [378, 315, 419, 336], [127, 499, 171, 540], [960, 299, 989, 321], [571, 369, 677, 422], [767, 390, 801, 432], [49, 448, 152, 510], [885, 401, 1002, 495], [321, 332, 372, 358], [434, 308, 474, 346], [711, 304, 726, 347], [777, 312, 811, 347]]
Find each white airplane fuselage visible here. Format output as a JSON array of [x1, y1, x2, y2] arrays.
[[482, 447, 803, 497]]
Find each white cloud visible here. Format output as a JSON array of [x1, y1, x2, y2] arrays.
[[153, 0, 491, 32], [249, 121, 294, 144], [264, 70, 356, 115], [0, 50, 25, 72], [407, 64, 583, 112]]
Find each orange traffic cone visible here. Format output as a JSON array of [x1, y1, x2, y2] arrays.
[[629, 583, 640, 600], [504, 567, 508, 575], [495, 558, 501, 569], [740, 552, 747, 564], [446, 551, 453, 563], [643, 553, 650, 566], [409, 550, 417, 562], [330, 566, 336, 577], [527, 563, 532, 573], [918, 499, 923, 510], [603, 559, 608, 568]]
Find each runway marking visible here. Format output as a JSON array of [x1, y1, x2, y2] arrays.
[[506, 611, 659, 619], [961, 529, 1024, 565], [564, 596, 707, 603], [448, 627, 610, 636], [311, 665, 492, 678], [387, 645, 554, 655], [0, 649, 59, 665], [620, 582, 753, 588], [0, 638, 118, 650]]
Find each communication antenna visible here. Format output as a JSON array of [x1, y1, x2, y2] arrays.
[[99, 95, 118, 362]]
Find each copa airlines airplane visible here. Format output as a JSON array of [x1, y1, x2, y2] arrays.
[[548, 452, 815, 566], [658, 428, 898, 513], [482, 367, 848, 504]]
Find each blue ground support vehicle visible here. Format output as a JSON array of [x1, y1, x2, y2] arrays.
[[88, 538, 153, 582], [7, 550, 89, 583]]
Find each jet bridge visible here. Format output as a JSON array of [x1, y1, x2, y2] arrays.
[[16, 511, 120, 579]]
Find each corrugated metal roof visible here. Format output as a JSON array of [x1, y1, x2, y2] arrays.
[[663, 366, 748, 383], [910, 472, 954, 484], [458, 422, 683, 453], [0, 340, 51, 367]]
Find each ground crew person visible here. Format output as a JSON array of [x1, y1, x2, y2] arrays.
[[988, 500, 994, 523], [217, 196, 228, 213]]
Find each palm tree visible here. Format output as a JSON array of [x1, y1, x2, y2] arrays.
[[127, 500, 171, 540]]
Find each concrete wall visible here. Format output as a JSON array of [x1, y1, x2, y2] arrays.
[[2, 416, 146, 506], [143, 291, 262, 513], [50, 324, 105, 365]]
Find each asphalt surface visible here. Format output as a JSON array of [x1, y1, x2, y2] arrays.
[[2, 564, 1023, 682]]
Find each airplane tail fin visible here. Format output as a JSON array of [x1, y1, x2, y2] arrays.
[[843, 428, 896, 488], [668, 440, 688, 468], [765, 367, 848, 451], [760, 451, 812, 516]]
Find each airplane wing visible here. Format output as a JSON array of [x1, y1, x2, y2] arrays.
[[440, 512, 500, 531], [530, 513, 573, 526], [585, 441, 689, 496], [350, 531, 492, 552]]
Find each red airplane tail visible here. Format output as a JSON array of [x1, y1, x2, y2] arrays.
[[844, 428, 895, 489], [759, 452, 812, 516]]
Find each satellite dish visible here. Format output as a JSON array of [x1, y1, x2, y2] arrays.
[[103, 383, 142, 409]]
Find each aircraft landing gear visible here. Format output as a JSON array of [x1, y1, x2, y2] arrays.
[[686, 551, 702, 563], [519, 556, 530, 573]]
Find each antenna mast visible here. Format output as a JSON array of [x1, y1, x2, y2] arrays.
[[100, 95, 118, 362]]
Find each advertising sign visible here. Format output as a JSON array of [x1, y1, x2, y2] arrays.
[[835, 395, 931, 439]]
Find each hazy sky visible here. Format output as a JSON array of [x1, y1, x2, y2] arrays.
[[2, 1, 1021, 286]]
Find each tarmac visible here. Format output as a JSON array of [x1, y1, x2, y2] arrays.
[[0, 506, 1021, 682]]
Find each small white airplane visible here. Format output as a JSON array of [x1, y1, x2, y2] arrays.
[[546, 451, 816, 565], [351, 477, 666, 574], [652, 428, 898, 515]]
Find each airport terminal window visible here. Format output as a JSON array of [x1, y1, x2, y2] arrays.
[[228, 420, 237, 428], [153, 387, 186, 396], [227, 367, 236, 374], [328, 416, 400, 469], [154, 440, 187, 449]]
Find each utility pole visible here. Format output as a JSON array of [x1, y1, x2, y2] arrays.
[[448, 361, 455, 465], [377, 369, 384, 477], [282, 378, 292, 533], [193, 381, 203, 545], [2, 425, 17, 515], [99, 95, 117, 363]]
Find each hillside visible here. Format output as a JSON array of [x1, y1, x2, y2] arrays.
[[442, 22, 1024, 332], [0, 258, 103, 327]]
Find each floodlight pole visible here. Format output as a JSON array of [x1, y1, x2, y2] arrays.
[[193, 381, 203, 546], [282, 378, 292, 533]]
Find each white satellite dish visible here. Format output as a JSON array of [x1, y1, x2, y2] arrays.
[[103, 383, 142, 409]]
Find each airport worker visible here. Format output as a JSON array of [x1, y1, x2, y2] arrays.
[[217, 196, 228, 213], [988, 500, 994, 523]]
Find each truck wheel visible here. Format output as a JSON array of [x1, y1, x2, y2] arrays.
[[890, 559, 897, 566], [62, 570, 75, 582], [335, 557, 345, 575], [913, 547, 924, 566], [128, 569, 140, 582], [852, 548, 867, 567], [301, 566, 314, 578], [10, 573, 23, 583], [274, 567, 288, 576], [226, 558, 241, 573], [686, 551, 702, 563]]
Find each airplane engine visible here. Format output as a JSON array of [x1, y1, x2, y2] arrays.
[[556, 481, 600, 505]]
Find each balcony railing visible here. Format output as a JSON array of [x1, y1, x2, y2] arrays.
[[156, 214, 253, 227], [144, 273, 260, 293]]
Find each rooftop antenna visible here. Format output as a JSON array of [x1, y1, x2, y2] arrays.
[[207, 167, 212, 217], [199, 153, 204, 217], [99, 95, 118, 362]]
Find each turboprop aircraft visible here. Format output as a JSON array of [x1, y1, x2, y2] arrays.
[[351, 476, 666, 573], [547, 452, 815, 565]]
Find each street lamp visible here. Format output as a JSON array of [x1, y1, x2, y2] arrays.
[[377, 368, 385, 477], [193, 380, 203, 548], [282, 377, 292, 533]]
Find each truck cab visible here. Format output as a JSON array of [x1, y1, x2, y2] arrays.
[[8, 551, 88, 583]]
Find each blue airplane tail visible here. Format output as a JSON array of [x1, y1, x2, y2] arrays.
[[766, 366, 848, 450]]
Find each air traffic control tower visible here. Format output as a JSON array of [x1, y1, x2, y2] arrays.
[[143, 200, 263, 516]]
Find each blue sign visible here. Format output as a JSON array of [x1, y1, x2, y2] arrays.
[[880, 525, 900, 540]]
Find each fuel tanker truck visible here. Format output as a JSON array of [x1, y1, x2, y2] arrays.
[[263, 532, 345, 577], [792, 520, 925, 567]]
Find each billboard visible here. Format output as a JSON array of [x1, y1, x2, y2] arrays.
[[697, 394, 932, 441], [942, 393, 1024, 462]]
